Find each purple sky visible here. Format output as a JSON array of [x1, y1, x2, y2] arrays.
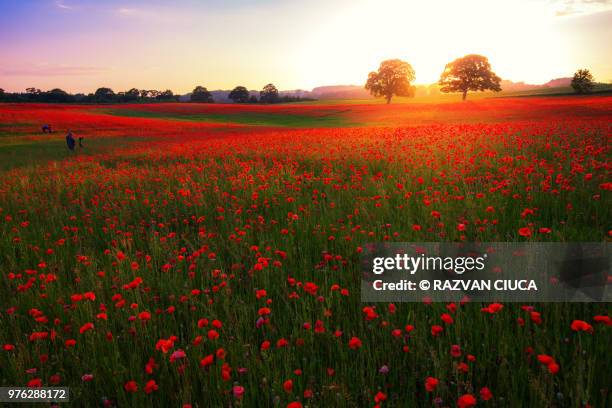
[[1, 0, 611, 93]]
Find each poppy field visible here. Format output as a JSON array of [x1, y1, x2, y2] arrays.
[[0, 97, 611, 407]]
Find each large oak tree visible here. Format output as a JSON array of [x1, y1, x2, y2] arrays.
[[365, 59, 416, 104], [571, 69, 594, 94], [191, 86, 214, 103], [229, 86, 250, 103], [260, 83, 279, 103], [439, 54, 501, 100]]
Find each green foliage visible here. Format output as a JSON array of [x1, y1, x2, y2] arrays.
[[439, 54, 501, 100], [260, 83, 279, 103], [228, 86, 250, 103], [105, 108, 358, 127], [365, 59, 416, 103], [94, 87, 116, 102], [571, 69, 594, 94], [190, 86, 214, 103]]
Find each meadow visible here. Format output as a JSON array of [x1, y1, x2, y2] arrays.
[[0, 97, 610, 407]]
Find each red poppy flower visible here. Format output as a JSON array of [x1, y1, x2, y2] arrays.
[[570, 320, 593, 333], [348, 336, 362, 350], [480, 387, 493, 401], [200, 354, 214, 368], [79, 322, 94, 334], [233, 385, 245, 399], [374, 391, 387, 403], [124, 380, 138, 393], [27, 378, 42, 388], [425, 376, 439, 392], [441, 313, 454, 324], [457, 394, 477, 408], [144, 380, 158, 394]]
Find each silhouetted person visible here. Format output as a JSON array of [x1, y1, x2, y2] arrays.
[[42, 124, 52, 133], [78, 136, 84, 148], [66, 130, 75, 151]]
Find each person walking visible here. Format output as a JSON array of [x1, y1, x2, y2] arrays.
[[66, 130, 75, 151]]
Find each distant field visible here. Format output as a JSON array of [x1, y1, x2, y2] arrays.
[[498, 84, 612, 98], [0, 95, 610, 168], [102, 107, 359, 128], [0, 97, 610, 407]]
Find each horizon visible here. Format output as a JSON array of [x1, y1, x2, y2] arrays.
[[1, 0, 612, 94], [0, 77, 598, 96]]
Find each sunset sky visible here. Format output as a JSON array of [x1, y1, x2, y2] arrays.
[[1, 0, 611, 93]]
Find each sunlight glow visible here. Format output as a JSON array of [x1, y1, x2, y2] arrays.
[[0, 0, 610, 92], [297, 0, 572, 87]]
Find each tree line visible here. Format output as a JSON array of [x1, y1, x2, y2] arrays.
[[0, 55, 598, 104], [0, 87, 179, 103], [365, 54, 599, 103], [0, 83, 313, 104], [191, 83, 312, 104]]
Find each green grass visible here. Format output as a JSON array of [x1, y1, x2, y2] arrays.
[[0, 122, 33, 138], [0, 102, 610, 407], [0, 137, 150, 171], [498, 84, 612, 98], [102, 108, 361, 127], [0, 129, 609, 406]]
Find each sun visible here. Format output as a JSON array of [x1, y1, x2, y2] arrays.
[[295, 0, 569, 87]]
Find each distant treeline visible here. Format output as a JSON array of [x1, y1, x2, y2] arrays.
[[0, 84, 315, 104]]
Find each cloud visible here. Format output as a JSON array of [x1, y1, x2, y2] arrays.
[[115, 5, 195, 24], [551, 0, 612, 16], [0, 65, 107, 77], [117, 7, 137, 16], [55, 1, 72, 10], [579, 0, 612, 4], [555, 6, 579, 16]]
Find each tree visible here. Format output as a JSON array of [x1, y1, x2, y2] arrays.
[[46, 88, 74, 103], [157, 89, 176, 101], [124, 88, 140, 102], [228, 86, 250, 103], [439, 54, 501, 100], [191, 86, 214, 103], [365, 59, 416, 104], [94, 87, 116, 102], [260, 83, 279, 103], [571, 69, 594, 94]]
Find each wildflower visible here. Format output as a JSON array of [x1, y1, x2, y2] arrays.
[[480, 387, 492, 401], [570, 320, 593, 333], [458, 394, 477, 408], [232, 385, 245, 399], [144, 380, 158, 394], [124, 380, 138, 393], [200, 354, 214, 368], [425, 377, 439, 392], [348, 337, 362, 350], [79, 322, 94, 334]]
